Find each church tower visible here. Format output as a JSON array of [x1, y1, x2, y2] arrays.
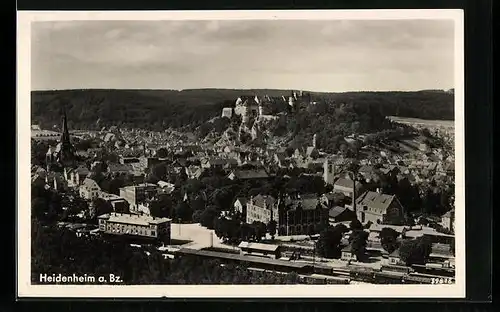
[[57, 104, 76, 165], [323, 158, 336, 185]]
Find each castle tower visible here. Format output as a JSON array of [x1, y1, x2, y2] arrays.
[[254, 95, 260, 105], [323, 158, 336, 185]]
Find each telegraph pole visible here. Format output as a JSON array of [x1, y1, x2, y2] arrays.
[[348, 171, 357, 219], [313, 243, 316, 268]]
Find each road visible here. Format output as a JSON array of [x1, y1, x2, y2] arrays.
[[170, 223, 237, 251]]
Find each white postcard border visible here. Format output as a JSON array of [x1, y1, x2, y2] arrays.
[[17, 9, 465, 298]]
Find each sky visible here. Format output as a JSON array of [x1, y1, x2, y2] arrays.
[[31, 19, 455, 92]]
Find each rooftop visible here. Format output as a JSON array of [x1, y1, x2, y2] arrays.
[[329, 206, 348, 218], [98, 212, 171, 226], [285, 194, 321, 211], [250, 195, 277, 209], [177, 248, 309, 269], [356, 191, 397, 213], [238, 241, 280, 252], [230, 169, 269, 180]]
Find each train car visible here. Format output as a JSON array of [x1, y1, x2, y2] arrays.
[[300, 275, 350, 285], [381, 264, 414, 274], [411, 264, 455, 277], [403, 274, 433, 284], [372, 271, 405, 284], [326, 277, 350, 285], [313, 265, 334, 276], [349, 267, 378, 283], [175, 248, 314, 274]]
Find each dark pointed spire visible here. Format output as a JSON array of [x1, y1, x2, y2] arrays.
[[61, 102, 71, 145], [58, 100, 76, 165]]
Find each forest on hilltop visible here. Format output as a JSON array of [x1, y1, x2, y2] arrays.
[[31, 89, 454, 132]]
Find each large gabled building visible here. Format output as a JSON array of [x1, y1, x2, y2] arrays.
[[349, 190, 406, 225], [98, 212, 171, 243]]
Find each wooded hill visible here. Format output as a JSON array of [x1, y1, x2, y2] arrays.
[[31, 89, 454, 131]]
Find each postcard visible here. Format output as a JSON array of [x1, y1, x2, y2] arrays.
[[17, 9, 465, 298]]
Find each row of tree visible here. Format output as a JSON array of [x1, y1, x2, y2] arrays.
[[32, 89, 453, 133], [315, 220, 436, 266]]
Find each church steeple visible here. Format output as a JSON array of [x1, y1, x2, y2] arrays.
[[61, 104, 71, 146], [58, 102, 76, 165]]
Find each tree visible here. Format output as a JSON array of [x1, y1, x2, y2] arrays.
[[214, 217, 229, 240], [190, 197, 206, 212], [240, 223, 253, 242], [156, 148, 168, 158], [91, 198, 113, 218], [252, 221, 267, 242], [174, 201, 192, 222], [210, 186, 235, 212], [364, 220, 373, 230], [148, 197, 170, 218], [316, 224, 347, 259], [192, 210, 203, 223], [149, 163, 167, 182], [398, 236, 433, 266], [418, 217, 429, 226], [267, 220, 277, 240], [200, 207, 218, 229], [379, 227, 400, 254], [349, 219, 363, 231], [349, 230, 369, 262], [32, 197, 49, 221]]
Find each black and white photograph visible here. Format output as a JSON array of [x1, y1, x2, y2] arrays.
[[17, 10, 465, 298]]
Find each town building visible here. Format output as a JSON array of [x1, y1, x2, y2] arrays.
[[246, 195, 278, 225], [221, 107, 233, 119], [228, 169, 270, 181], [233, 197, 248, 217], [349, 190, 406, 225], [97, 212, 171, 243], [119, 156, 140, 165], [31, 129, 60, 141], [119, 183, 158, 212], [388, 248, 404, 265], [440, 209, 455, 233], [64, 165, 90, 187], [201, 157, 238, 169], [328, 206, 356, 224], [277, 194, 330, 236], [79, 178, 101, 200], [238, 241, 282, 259], [44, 172, 68, 192], [323, 158, 337, 185], [107, 163, 134, 175], [234, 96, 259, 119], [99, 192, 129, 212], [341, 245, 358, 262], [333, 177, 363, 198]]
